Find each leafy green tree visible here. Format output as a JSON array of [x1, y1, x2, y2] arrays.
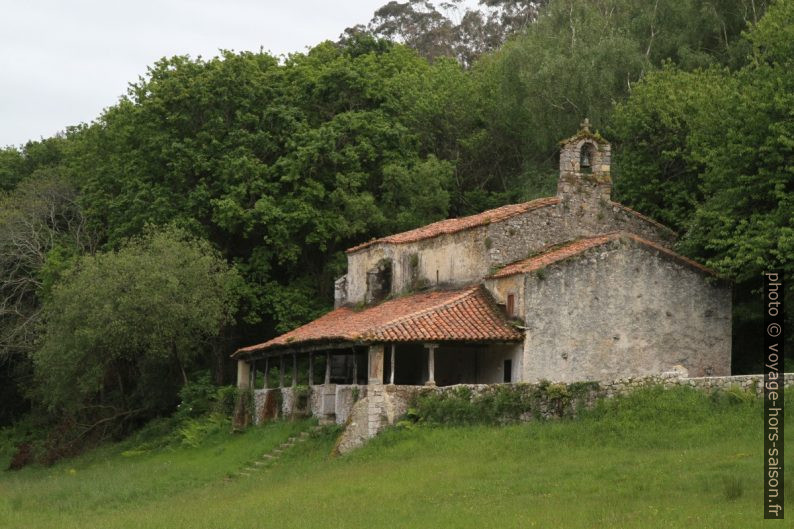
[[450, 0, 768, 210], [0, 136, 69, 192], [65, 40, 465, 345], [610, 65, 736, 231], [32, 227, 241, 425], [610, 0, 793, 372]]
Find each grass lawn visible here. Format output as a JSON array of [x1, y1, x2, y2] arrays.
[[0, 386, 791, 528]]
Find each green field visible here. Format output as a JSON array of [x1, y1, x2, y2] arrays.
[[0, 387, 791, 529]]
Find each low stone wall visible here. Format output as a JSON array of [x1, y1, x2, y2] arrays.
[[603, 372, 794, 396], [335, 385, 366, 425], [255, 384, 367, 426], [256, 373, 794, 452], [333, 373, 794, 454], [253, 389, 281, 425]]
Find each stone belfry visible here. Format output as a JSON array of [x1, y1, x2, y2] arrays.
[[557, 118, 612, 207]]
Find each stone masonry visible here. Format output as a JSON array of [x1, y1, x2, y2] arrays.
[[331, 372, 794, 453]]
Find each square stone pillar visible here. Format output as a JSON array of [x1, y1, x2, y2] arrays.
[[390, 344, 396, 385], [368, 345, 384, 385], [236, 360, 251, 389], [424, 343, 437, 386]]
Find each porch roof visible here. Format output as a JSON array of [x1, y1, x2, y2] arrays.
[[234, 285, 523, 357]]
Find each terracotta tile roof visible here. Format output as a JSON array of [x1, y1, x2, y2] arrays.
[[346, 197, 560, 253], [234, 285, 523, 356], [489, 231, 715, 279]]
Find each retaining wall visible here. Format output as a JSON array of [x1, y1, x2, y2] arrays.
[[252, 374, 793, 452]]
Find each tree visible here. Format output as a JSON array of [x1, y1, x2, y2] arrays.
[[0, 136, 69, 192], [348, 0, 546, 67], [0, 173, 92, 357], [32, 227, 241, 427], [610, 0, 793, 372], [0, 173, 93, 425], [65, 41, 465, 344]]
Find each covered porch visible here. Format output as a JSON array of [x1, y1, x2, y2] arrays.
[[236, 341, 522, 389], [232, 285, 524, 423], [234, 340, 522, 424]]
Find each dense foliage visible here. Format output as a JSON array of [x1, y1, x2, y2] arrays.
[[32, 228, 240, 430], [0, 0, 789, 443], [611, 0, 793, 371]]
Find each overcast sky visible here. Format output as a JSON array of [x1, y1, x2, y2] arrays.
[[0, 0, 394, 147]]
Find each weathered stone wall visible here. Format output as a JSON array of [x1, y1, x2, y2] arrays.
[[476, 344, 523, 383], [333, 373, 794, 453], [521, 238, 731, 382], [334, 385, 365, 425], [484, 274, 524, 319], [602, 372, 794, 396], [343, 200, 676, 306], [253, 388, 281, 425], [344, 225, 490, 304]]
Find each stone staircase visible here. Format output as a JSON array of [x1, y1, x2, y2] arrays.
[[231, 424, 324, 479]]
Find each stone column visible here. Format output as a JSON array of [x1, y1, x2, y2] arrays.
[[292, 354, 297, 387], [279, 355, 285, 388], [236, 360, 250, 389], [263, 357, 269, 389], [308, 353, 314, 387], [390, 344, 396, 385], [424, 343, 437, 386], [325, 352, 331, 385], [249, 360, 256, 389], [368, 345, 384, 385], [352, 352, 358, 385]]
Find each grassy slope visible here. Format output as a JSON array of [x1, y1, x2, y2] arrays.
[[0, 387, 791, 529]]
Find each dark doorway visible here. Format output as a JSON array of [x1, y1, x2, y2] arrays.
[[503, 359, 512, 383], [393, 343, 427, 385]]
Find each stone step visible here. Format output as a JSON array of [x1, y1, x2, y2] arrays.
[[238, 472, 251, 477], [253, 461, 268, 466], [262, 454, 275, 459]]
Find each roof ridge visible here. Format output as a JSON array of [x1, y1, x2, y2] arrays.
[[346, 196, 560, 253], [492, 232, 621, 275], [609, 201, 677, 237], [619, 232, 715, 274], [490, 230, 714, 279]]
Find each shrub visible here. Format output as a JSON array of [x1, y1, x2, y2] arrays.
[[214, 386, 238, 416], [176, 373, 218, 420], [178, 414, 227, 448]]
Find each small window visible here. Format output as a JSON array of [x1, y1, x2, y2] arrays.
[[503, 359, 512, 383], [506, 294, 515, 317]]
